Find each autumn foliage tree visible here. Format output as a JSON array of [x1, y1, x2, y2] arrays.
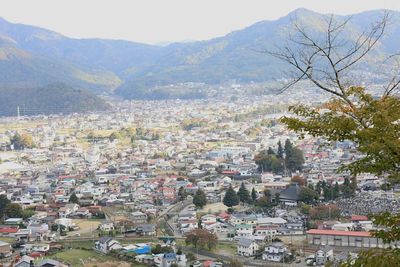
[[185, 229, 218, 250], [291, 175, 306, 186], [309, 204, 340, 220]]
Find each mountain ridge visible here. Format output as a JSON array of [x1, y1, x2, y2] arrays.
[[0, 8, 399, 100]]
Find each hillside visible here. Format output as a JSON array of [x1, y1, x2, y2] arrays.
[[0, 83, 110, 116], [0, 9, 399, 99]]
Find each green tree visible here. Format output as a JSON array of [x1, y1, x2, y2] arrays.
[[254, 153, 283, 174], [341, 178, 354, 198], [237, 182, 251, 204], [69, 192, 79, 204], [10, 133, 35, 150], [193, 189, 207, 209], [267, 147, 275, 155], [333, 182, 340, 199], [0, 195, 11, 218], [299, 187, 319, 204], [4, 203, 23, 218], [178, 186, 187, 201], [283, 139, 304, 173], [251, 187, 257, 203], [277, 140, 284, 159], [284, 139, 293, 158], [255, 196, 271, 208], [223, 186, 239, 207]]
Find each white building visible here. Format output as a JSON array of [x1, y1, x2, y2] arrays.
[[237, 238, 259, 257]]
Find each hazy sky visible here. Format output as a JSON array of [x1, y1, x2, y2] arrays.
[[1, 0, 400, 44]]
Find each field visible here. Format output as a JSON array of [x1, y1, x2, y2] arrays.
[[0, 237, 15, 244], [199, 202, 229, 214], [43, 249, 116, 266], [67, 219, 102, 237]]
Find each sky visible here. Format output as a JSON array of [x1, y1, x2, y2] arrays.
[[1, 0, 400, 44]]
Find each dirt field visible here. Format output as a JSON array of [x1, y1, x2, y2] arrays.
[[67, 219, 102, 237], [280, 234, 307, 246], [199, 202, 246, 214], [199, 202, 229, 213]]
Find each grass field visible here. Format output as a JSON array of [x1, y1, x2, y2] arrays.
[[0, 237, 15, 243], [44, 249, 115, 266]]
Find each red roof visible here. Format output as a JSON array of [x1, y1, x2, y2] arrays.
[[203, 260, 214, 267], [351, 215, 369, 221], [0, 228, 19, 233], [307, 229, 371, 237]]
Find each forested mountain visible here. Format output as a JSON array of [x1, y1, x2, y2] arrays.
[[0, 83, 110, 116], [0, 9, 399, 101]]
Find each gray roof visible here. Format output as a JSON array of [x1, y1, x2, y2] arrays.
[[238, 238, 254, 247], [279, 184, 301, 201], [137, 224, 155, 232], [98, 236, 112, 244], [270, 241, 285, 248], [37, 259, 66, 267]]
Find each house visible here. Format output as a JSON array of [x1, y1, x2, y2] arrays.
[[131, 211, 148, 224], [235, 224, 253, 238], [254, 226, 277, 241], [14, 255, 35, 267], [94, 237, 122, 253], [201, 214, 217, 225], [99, 221, 115, 232], [262, 242, 288, 262], [237, 238, 259, 257], [27, 223, 50, 241], [179, 219, 198, 234], [36, 259, 68, 267], [136, 224, 156, 236], [154, 252, 187, 267], [278, 184, 301, 205], [0, 226, 19, 237], [0, 241, 12, 257], [315, 246, 334, 265], [74, 207, 91, 218], [4, 218, 23, 225]]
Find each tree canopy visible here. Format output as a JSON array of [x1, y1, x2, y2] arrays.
[[237, 182, 251, 204], [193, 189, 207, 209], [269, 12, 399, 266], [223, 185, 239, 207]]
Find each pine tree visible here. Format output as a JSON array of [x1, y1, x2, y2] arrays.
[[69, 192, 79, 204], [178, 186, 187, 201], [333, 182, 340, 199], [237, 182, 251, 204], [251, 188, 257, 203], [267, 147, 275, 155], [277, 141, 284, 159], [193, 189, 207, 209], [223, 186, 239, 207], [284, 139, 293, 158]]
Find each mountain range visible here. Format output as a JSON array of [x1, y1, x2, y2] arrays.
[[0, 8, 400, 103]]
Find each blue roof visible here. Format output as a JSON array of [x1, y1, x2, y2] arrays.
[[133, 245, 151, 255]]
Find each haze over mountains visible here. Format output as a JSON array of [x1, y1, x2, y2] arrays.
[[0, 8, 399, 115]]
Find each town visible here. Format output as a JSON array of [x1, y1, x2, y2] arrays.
[[0, 86, 396, 267]]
